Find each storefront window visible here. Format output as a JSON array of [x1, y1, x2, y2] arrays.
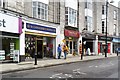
[[25, 35, 54, 59], [46, 37, 53, 58], [25, 35, 36, 58], [2, 37, 19, 60]]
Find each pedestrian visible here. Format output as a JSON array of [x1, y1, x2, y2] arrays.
[[57, 44, 62, 59], [86, 48, 91, 55], [63, 45, 68, 59], [103, 47, 106, 55]]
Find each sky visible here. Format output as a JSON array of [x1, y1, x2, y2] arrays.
[[109, 0, 120, 7]]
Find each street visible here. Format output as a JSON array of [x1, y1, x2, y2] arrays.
[[1, 57, 119, 79]]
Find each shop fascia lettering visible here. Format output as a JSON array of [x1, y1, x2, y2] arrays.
[[0, 19, 6, 27]]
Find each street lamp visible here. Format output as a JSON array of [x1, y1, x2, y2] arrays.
[[105, 0, 114, 57]]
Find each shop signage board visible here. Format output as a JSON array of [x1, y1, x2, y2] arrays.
[[26, 23, 56, 33], [0, 13, 19, 33], [112, 38, 120, 43], [0, 50, 5, 60], [98, 35, 113, 41], [13, 50, 19, 62], [64, 29, 79, 38]]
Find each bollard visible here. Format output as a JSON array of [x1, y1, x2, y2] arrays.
[[34, 53, 37, 65]]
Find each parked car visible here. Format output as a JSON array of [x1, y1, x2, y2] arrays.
[[116, 48, 120, 53]]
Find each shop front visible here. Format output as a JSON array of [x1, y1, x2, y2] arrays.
[[98, 35, 113, 54], [112, 37, 120, 53], [64, 29, 79, 55], [82, 33, 96, 55], [0, 13, 21, 62], [25, 22, 56, 59]]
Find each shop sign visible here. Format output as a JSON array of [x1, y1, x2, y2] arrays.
[[26, 23, 56, 33], [0, 19, 6, 27], [64, 29, 79, 38], [98, 35, 112, 41], [0, 13, 19, 33], [112, 38, 120, 43]]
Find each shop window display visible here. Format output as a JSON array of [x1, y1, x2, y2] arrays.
[[2, 37, 19, 60], [45, 37, 53, 58], [25, 35, 54, 59], [25, 36, 36, 59]]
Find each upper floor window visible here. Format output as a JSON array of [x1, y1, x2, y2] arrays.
[[85, 16, 92, 32], [0, 0, 1, 7], [102, 5, 105, 15], [113, 24, 116, 36], [102, 21, 105, 34], [65, 7, 77, 27], [32, 1, 48, 20], [114, 10, 117, 19], [85, 0, 92, 10]]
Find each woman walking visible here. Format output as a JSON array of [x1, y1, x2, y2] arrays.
[[63, 45, 68, 59]]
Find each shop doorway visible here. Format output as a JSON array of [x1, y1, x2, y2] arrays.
[[66, 40, 77, 54], [37, 40, 43, 58]]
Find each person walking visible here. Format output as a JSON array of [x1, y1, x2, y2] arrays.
[[63, 45, 68, 59], [57, 44, 62, 59]]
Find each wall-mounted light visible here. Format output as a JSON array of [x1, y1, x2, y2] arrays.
[[82, 28, 87, 31], [92, 30, 95, 32]]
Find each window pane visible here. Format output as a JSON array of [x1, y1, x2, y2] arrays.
[[33, 7, 36, 17], [38, 2, 41, 7], [102, 21, 104, 27], [45, 4, 47, 9], [33, 2, 36, 6], [38, 8, 40, 15], [85, 2, 87, 8]]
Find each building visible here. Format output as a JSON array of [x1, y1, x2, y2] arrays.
[[20, 0, 61, 61], [0, 0, 120, 62], [80, 0, 120, 55]]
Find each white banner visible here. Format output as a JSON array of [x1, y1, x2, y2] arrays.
[[0, 13, 19, 33]]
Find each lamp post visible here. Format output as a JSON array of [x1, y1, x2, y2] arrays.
[[105, 0, 114, 57], [105, 0, 108, 57], [34, 38, 37, 65]]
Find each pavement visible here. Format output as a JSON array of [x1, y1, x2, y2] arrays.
[[0, 53, 117, 74]]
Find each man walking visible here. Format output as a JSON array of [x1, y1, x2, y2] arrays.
[[57, 44, 62, 59]]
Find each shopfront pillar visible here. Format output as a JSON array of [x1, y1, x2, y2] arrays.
[[20, 30, 25, 61]]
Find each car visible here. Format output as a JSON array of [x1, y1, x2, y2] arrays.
[[116, 48, 120, 53]]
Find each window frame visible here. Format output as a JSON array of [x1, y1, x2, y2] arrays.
[[32, 1, 48, 21], [102, 21, 105, 34], [85, 16, 92, 32], [113, 10, 117, 20], [65, 7, 77, 27], [102, 5, 105, 15]]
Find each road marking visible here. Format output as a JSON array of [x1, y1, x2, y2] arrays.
[[50, 73, 73, 78], [73, 68, 86, 75], [89, 66, 93, 68], [64, 74, 73, 78], [73, 68, 80, 71], [95, 66, 98, 68], [50, 77, 53, 78]]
